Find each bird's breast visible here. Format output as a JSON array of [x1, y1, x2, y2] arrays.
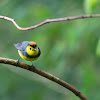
[[18, 50, 38, 61]]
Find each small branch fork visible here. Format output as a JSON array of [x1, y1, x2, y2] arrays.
[[0, 14, 100, 30], [0, 57, 87, 100]]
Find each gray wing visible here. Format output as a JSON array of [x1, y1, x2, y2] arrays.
[[14, 41, 29, 51]]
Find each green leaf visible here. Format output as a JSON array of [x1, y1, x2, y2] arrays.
[[96, 38, 100, 56], [84, 0, 98, 14]]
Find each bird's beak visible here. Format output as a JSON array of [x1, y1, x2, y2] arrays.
[[34, 49, 37, 51]]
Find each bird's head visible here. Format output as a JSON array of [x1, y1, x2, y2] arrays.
[[26, 41, 39, 56]]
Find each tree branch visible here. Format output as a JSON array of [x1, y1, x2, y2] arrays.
[[0, 57, 87, 100], [0, 14, 100, 30]]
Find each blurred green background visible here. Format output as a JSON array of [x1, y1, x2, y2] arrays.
[[0, 0, 100, 100]]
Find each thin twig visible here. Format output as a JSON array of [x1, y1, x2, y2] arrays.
[[0, 57, 87, 100], [0, 15, 100, 30]]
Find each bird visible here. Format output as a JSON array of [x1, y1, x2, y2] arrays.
[[14, 41, 41, 66]]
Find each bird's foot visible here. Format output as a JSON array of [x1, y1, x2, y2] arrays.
[[28, 62, 35, 71], [31, 64, 35, 69], [16, 58, 20, 67], [31, 62, 35, 69]]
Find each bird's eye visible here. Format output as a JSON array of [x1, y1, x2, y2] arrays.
[[30, 48, 31, 50]]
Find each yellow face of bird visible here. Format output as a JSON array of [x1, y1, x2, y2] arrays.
[[26, 45, 39, 56]]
